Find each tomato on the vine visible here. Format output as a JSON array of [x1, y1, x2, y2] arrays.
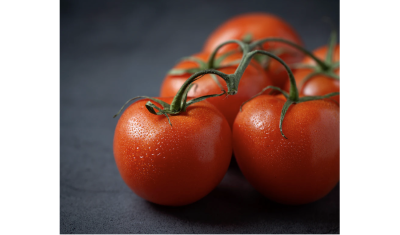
[[113, 97, 232, 206], [203, 12, 304, 89], [232, 94, 339, 205], [230, 46, 339, 205], [160, 52, 273, 127], [285, 44, 340, 104]]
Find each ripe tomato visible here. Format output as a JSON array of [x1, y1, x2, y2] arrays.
[[232, 94, 339, 205], [113, 97, 232, 206], [160, 52, 273, 127], [286, 45, 340, 104], [203, 13, 304, 89]]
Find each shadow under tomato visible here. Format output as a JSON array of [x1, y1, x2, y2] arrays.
[[147, 157, 340, 229], [147, 158, 265, 224]]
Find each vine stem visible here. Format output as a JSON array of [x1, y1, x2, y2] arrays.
[[232, 49, 299, 101], [249, 38, 330, 71], [116, 38, 339, 131], [207, 39, 250, 69], [169, 69, 231, 111]]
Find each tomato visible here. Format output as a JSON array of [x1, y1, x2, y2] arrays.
[[203, 13, 304, 89], [232, 94, 339, 205], [113, 97, 232, 206], [286, 45, 340, 104], [160, 52, 273, 127]]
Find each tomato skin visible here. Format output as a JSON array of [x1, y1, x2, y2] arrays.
[[203, 13, 304, 89], [160, 52, 273, 127], [232, 95, 339, 205], [286, 45, 340, 104], [113, 97, 232, 206]]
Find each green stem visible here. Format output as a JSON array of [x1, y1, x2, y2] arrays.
[[207, 39, 250, 69], [326, 30, 337, 65], [249, 38, 330, 71], [169, 69, 230, 111], [233, 49, 299, 102]]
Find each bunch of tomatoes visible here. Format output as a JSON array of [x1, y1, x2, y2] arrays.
[[113, 13, 340, 206]]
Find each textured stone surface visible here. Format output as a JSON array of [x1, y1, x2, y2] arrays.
[[60, 0, 339, 233]]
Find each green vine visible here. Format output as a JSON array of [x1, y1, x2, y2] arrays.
[[115, 35, 339, 131], [238, 50, 339, 139]]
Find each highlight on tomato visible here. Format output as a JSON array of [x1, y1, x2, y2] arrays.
[[203, 12, 304, 89], [232, 50, 340, 205], [284, 32, 340, 104], [160, 49, 273, 127], [113, 73, 233, 206]]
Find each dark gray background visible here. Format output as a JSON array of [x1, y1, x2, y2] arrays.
[[60, 0, 340, 233]]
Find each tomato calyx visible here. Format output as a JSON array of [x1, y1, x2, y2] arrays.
[[114, 69, 229, 126], [239, 49, 339, 139], [297, 31, 340, 87], [291, 31, 340, 87]]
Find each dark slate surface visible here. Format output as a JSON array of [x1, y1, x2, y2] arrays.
[[60, 0, 340, 233]]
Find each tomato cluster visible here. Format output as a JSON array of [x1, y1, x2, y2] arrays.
[[113, 13, 340, 206]]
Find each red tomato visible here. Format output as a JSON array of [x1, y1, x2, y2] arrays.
[[286, 45, 340, 104], [203, 13, 304, 89], [232, 95, 339, 205], [160, 52, 273, 127], [114, 97, 232, 206]]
